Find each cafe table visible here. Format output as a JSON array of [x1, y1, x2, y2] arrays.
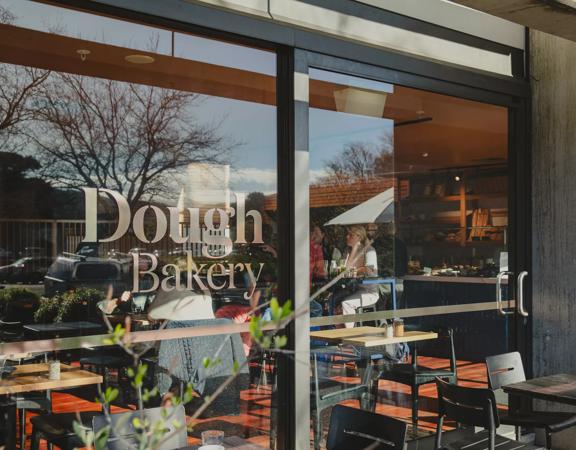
[[310, 326, 438, 407], [183, 435, 269, 449], [503, 373, 576, 406], [310, 326, 438, 348], [0, 363, 103, 450], [24, 320, 104, 337]]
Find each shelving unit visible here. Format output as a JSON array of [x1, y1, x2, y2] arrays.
[[397, 167, 508, 269]]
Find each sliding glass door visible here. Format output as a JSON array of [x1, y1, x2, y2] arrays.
[[295, 50, 529, 448]]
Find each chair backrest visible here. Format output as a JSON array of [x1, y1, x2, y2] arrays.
[[326, 405, 407, 450], [92, 405, 187, 450], [485, 351, 526, 390], [157, 318, 248, 395], [436, 378, 500, 430]]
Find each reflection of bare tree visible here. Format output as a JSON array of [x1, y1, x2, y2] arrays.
[[0, 8, 50, 144], [322, 139, 393, 184], [30, 73, 231, 206], [0, 5, 14, 24]]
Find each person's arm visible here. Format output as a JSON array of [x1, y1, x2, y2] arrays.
[[359, 248, 378, 276]]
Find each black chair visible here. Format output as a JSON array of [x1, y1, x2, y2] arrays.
[[372, 326, 457, 430], [486, 351, 576, 449], [435, 377, 539, 450], [30, 411, 104, 450], [311, 346, 373, 450], [326, 404, 407, 450], [92, 405, 187, 450]]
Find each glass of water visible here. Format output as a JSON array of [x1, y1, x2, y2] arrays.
[[201, 430, 224, 445]]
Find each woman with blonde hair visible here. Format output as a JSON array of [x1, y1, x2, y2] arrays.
[[340, 225, 379, 327]]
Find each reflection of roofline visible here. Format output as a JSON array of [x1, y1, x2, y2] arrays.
[[264, 177, 394, 210]]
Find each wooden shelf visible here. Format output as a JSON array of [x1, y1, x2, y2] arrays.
[[405, 240, 505, 247], [401, 193, 506, 203]]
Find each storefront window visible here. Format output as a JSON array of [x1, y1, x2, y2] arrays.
[[0, 1, 278, 447]]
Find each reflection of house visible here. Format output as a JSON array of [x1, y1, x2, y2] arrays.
[[264, 178, 394, 210]]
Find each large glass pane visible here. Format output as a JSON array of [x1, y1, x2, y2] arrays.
[[307, 67, 509, 447], [0, 1, 278, 448]]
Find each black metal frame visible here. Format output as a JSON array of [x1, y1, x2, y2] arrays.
[[27, 1, 532, 448]]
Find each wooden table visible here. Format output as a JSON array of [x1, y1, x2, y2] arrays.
[[503, 373, 576, 406], [0, 362, 103, 395], [310, 326, 438, 348], [24, 321, 104, 336], [183, 435, 269, 449], [0, 363, 103, 450]]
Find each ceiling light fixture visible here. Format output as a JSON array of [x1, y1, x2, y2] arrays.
[[124, 54, 155, 64], [76, 49, 91, 61], [421, 152, 429, 158]]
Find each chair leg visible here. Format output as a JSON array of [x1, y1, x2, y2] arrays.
[[20, 408, 26, 450], [312, 409, 322, 450], [545, 430, 553, 450], [30, 427, 41, 450], [412, 384, 420, 431], [435, 416, 444, 450]]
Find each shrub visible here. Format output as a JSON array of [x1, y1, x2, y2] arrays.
[[54, 288, 104, 322], [34, 296, 60, 323], [0, 287, 40, 322], [34, 288, 104, 323]]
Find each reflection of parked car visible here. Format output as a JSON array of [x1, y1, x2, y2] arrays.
[[44, 243, 132, 297], [0, 256, 53, 284]]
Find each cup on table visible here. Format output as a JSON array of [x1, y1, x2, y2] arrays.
[[201, 430, 224, 445], [48, 360, 60, 380]]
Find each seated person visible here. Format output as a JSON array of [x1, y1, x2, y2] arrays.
[[337, 225, 379, 328]]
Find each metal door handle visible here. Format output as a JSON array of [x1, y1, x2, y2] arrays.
[[517, 271, 529, 317], [496, 271, 513, 315]]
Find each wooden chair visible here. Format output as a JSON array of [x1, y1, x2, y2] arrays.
[[372, 326, 457, 430], [92, 405, 187, 450], [486, 351, 576, 449], [326, 404, 407, 450], [435, 377, 539, 450]]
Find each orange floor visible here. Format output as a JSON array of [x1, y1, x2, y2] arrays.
[[19, 356, 488, 449]]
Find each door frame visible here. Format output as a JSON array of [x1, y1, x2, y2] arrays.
[[292, 48, 531, 447]]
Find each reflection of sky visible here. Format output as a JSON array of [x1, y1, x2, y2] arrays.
[[1, 0, 275, 74], [1, 0, 277, 196], [309, 108, 393, 180], [198, 95, 277, 194]]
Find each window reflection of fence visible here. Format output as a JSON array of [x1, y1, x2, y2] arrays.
[[0, 219, 229, 262]]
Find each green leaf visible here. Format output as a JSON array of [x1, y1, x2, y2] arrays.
[[270, 297, 281, 322], [104, 387, 119, 404], [182, 383, 194, 404], [202, 357, 211, 369], [281, 299, 292, 319], [274, 335, 288, 349], [232, 360, 239, 375]]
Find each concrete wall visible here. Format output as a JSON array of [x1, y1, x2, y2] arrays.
[[531, 29, 576, 449]]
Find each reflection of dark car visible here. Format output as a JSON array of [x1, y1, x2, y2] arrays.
[[0, 256, 53, 284], [44, 243, 132, 297], [44, 257, 132, 297]]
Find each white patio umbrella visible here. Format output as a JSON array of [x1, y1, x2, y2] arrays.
[[325, 187, 394, 225]]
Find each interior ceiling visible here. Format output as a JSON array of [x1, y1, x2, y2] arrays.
[[0, 23, 276, 105], [310, 80, 508, 172], [0, 21, 507, 173]]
